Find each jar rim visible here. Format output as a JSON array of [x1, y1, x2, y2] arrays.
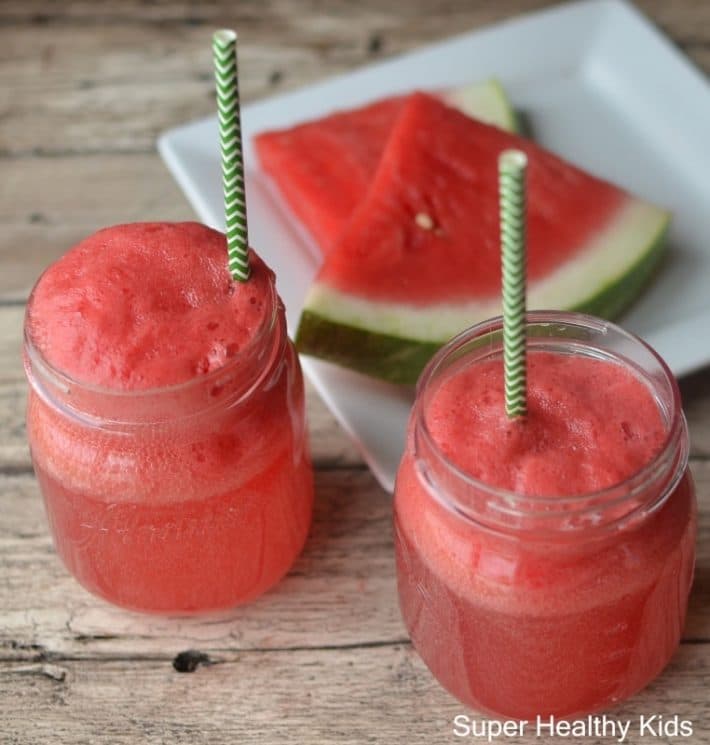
[[414, 311, 686, 513], [23, 270, 279, 402]]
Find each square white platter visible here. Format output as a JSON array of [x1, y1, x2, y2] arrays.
[[159, 0, 710, 493]]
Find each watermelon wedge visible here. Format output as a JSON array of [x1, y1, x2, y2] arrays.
[[255, 79, 518, 254], [296, 93, 670, 385]]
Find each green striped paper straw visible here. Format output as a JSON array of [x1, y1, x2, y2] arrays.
[[213, 29, 250, 282], [499, 149, 528, 419]]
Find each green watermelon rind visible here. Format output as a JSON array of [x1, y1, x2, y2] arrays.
[[296, 211, 670, 386]]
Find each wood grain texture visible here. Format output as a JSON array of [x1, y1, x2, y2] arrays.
[[0, 155, 193, 300], [2, 645, 710, 745], [0, 1, 709, 157], [2, 1, 710, 742]]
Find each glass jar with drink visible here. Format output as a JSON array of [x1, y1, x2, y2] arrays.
[[394, 311, 696, 718], [24, 222, 314, 614]]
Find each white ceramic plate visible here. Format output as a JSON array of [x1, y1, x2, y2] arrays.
[[159, 0, 710, 493]]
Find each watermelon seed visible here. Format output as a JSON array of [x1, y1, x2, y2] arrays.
[[415, 212, 435, 231]]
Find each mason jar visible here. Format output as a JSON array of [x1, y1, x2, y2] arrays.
[[394, 312, 696, 719], [25, 267, 313, 614]]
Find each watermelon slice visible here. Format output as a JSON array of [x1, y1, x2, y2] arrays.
[[255, 80, 518, 254], [296, 93, 670, 385]]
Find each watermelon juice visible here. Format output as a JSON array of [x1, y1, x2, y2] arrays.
[[24, 223, 313, 613], [394, 312, 695, 719]]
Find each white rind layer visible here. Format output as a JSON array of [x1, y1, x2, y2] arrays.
[[304, 199, 669, 343]]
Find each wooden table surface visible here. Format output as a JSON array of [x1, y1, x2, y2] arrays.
[[1, 2, 709, 743]]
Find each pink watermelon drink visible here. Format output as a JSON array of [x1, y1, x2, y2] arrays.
[[394, 312, 695, 718], [24, 222, 314, 613]]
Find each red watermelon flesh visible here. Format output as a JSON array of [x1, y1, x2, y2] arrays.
[[255, 97, 406, 252], [320, 92, 624, 304]]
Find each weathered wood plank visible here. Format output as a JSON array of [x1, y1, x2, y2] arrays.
[[682, 370, 710, 458], [0, 308, 24, 385], [1, 644, 709, 745], [0, 154, 193, 301], [0, 1, 708, 156], [0, 10, 528, 157], [0, 382, 28, 471], [0, 469, 400, 661], [1, 0, 708, 41], [0, 154, 188, 226], [1, 460, 709, 662], [0, 0, 571, 26]]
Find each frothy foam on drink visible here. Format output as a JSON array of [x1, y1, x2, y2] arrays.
[[425, 351, 667, 496], [27, 222, 273, 390]]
